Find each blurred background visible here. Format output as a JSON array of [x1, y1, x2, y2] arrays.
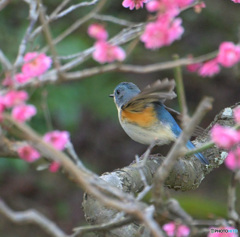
[[0, 0, 240, 236]]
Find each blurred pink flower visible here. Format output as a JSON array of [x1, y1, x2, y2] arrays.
[[217, 42, 240, 68], [211, 124, 239, 149], [140, 14, 184, 49], [232, 0, 240, 3], [22, 52, 52, 78], [168, 17, 184, 43], [0, 96, 5, 121], [234, 106, 240, 124], [17, 145, 40, 162], [198, 59, 220, 77], [43, 130, 70, 151], [49, 161, 61, 173], [0, 96, 5, 111], [3, 73, 32, 87], [146, 0, 193, 14], [176, 0, 194, 8], [3, 90, 28, 108], [186, 62, 202, 72], [163, 222, 190, 237], [93, 41, 126, 63], [146, 0, 161, 12], [194, 2, 206, 13], [88, 23, 108, 41], [208, 226, 238, 236], [225, 148, 240, 171], [122, 0, 148, 10], [2, 75, 14, 87], [12, 104, 37, 123], [15, 73, 32, 84]]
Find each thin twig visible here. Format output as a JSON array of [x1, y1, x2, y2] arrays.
[[185, 141, 214, 157], [72, 216, 133, 237], [41, 0, 106, 53], [0, 198, 67, 237], [192, 219, 229, 226], [134, 143, 156, 201], [61, 51, 217, 80], [166, 199, 193, 223], [135, 154, 152, 201], [0, 0, 10, 11], [227, 172, 240, 223], [41, 89, 53, 131], [38, 0, 62, 72], [138, 205, 167, 237], [14, 1, 38, 68], [49, 0, 71, 18], [30, 0, 71, 40], [37, 50, 217, 83], [55, 0, 99, 20], [93, 13, 135, 26], [65, 141, 86, 170], [0, 50, 12, 70], [173, 54, 188, 122]]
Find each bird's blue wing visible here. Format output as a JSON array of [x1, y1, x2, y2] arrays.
[[186, 140, 209, 165], [155, 103, 209, 165]]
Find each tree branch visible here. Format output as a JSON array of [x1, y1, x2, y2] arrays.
[[0, 198, 67, 237], [83, 99, 240, 237]]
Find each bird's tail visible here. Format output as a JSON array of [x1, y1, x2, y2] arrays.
[[186, 140, 209, 165]]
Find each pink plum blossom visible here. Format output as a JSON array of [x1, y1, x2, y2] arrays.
[[17, 145, 40, 162], [3, 73, 31, 86], [198, 59, 220, 77], [43, 130, 70, 151], [15, 73, 32, 84], [208, 226, 238, 236], [211, 124, 239, 149], [163, 222, 190, 237], [194, 2, 206, 13], [186, 62, 202, 72], [2, 75, 14, 87], [0, 97, 5, 112], [0, 96, 5, 121], [217, 42, 240, 68], [93, 41, 126, 63], [232, 0, 240, 3], [233, 106, 240, 124], [146, 0, 193, 14], [22, 52, 52, 78], [122, 0, 148, 10], [176, 0, 194, 8], [12, 104, 37, 123], [3, 90, 28, 108], [49, 161, 61, 173], [225, 148, 240, 171], [186, 55, 203, 72], [88, 23, 108, 41], [140, 14, 184, 49], [146, 0, 161, 12], [168, 17, 184, 43]]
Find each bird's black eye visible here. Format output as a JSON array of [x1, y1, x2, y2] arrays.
[[116, 89, 120, 95]]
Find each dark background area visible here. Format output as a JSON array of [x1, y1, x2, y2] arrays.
[[0, 0, 240, 236]]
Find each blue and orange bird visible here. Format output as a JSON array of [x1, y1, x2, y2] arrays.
[[110, 79, 209, 165]]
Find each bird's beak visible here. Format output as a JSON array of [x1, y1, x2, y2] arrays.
[[109, 94, 114, 98]]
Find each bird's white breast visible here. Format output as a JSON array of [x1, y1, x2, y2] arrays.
[[118, 109, 176, 145]]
